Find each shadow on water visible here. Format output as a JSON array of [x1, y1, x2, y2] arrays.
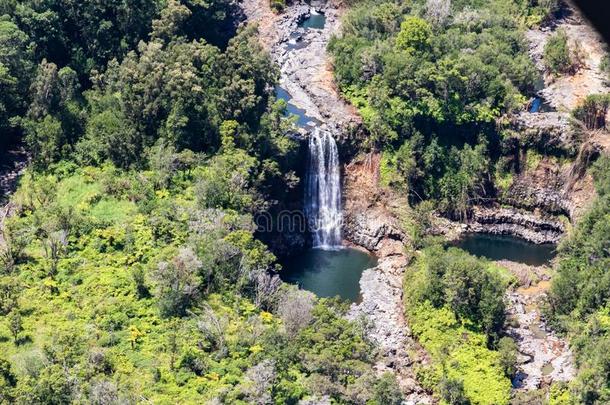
[[280, 248, 378, 302], [453, 234, 557, 266]]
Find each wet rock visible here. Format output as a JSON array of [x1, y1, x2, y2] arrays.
[[505, 287, 576, 391], [495, 260, 575, 391]]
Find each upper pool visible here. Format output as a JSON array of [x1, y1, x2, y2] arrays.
[[275, 86, 320, 127]]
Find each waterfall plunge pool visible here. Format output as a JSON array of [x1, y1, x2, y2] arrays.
[[280, 248, 378, 302], [453, 233, 556, 266]]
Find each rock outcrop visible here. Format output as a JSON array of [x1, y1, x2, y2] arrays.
[[465, 207, 565, 244], [0, 146, 28, 204], [348, 255, 433, 405], [343, 153, 435, 403], [525, 5, 610, 112], [435, 206, 566, 245], [511, 112, 578, 155], [343, 209, 405, 252]]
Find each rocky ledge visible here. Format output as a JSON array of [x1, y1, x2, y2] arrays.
[[343, 208, 406, 253], [511, 112, 578, 156], [465, 206, 565, 244], [343, 155, 434, 403], [437, 206, 565, 245]]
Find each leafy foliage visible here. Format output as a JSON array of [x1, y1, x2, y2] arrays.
[[572, 93, 610, 131], [547, 157, 610, 403], [329, 0, 537, 215], [0, 162, 396, 403], [544, 29, 575, 75], [404, 245, 513, 404]]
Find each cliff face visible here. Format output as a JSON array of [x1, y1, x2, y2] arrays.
[[464, 207, 565, 244], [501, 2, 610, 225], [342, 153, 435, 404]]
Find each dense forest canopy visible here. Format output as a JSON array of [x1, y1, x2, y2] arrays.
[[329, 0, 560, 219], [0, 0, 397, 403], [0, 0, 608, 403]]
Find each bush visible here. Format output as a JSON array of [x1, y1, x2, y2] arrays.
[[270, 0, 286, 13], [497, 337, 518, 378], [544, 30, 574, 74], [439, 377, 469, 405], [572, 93, 610, 130], [405, 246, 507, 342]]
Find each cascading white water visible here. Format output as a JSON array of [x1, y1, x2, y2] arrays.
[[305, 128, 342, 249]]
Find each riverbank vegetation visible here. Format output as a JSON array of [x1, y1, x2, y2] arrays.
[[404, 246, 515, 404], [547, 157, 610, 404]]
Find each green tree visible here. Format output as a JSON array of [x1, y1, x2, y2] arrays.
[[497, 337, 518, 378], [0, 358, 16, 403], [152, 247, 202, 317], [395, 16, 431, 54], [8, 309, 22, 343], [0, 19, 33, 146], [572, 93, 610, 130], [544, 29, 573, 74], [23, 114, 64, 169], [30, 364, 73, 404], [439, 377, 470, 405], [373, 372, 403, 404]]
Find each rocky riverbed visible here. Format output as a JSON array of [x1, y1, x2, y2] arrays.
[[343, 153, 435, 403], [241, 0, 361, 139], [499, 261, 575, 391], [0, 146, 28, 204], [525, 4, 609, 113]]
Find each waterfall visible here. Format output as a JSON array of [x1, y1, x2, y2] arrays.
[[305, 128, 342, 249]]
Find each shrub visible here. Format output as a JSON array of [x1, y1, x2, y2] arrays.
[[439, 377, 469, 405], [270, 0, 286, 13], [544, 30, 574, 74], [497, 337, 519, 378], [572, 93, 610, 130]]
